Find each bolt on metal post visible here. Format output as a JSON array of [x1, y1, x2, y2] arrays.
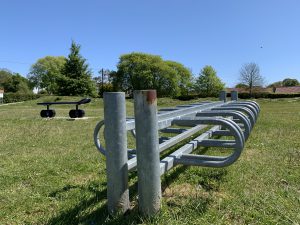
[[134, 90, 162, 215], [231, 91, 238, 101], [219, 91, 227, 102], [103, 92, 130, 214]]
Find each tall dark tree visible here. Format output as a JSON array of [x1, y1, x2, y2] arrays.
[[239, 63, 264, 96], [58, 41, 96, 96]]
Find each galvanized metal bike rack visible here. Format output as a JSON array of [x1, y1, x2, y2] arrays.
[[94, 90, 260, 215]]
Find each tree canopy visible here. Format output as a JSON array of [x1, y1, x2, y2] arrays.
[[282, 78, 299, 87], [164, 60, 192, 95], [0, 69, 32, 94], [193, 65, 225, 96], [28, 56, 66, 94], [57, 41, 96, 96], [235, 83, 249, 89], [113, 52, 192, 97], [267, 81, 283, 88]]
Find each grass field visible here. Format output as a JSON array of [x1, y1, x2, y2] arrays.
[[0, 96, 299, 225]]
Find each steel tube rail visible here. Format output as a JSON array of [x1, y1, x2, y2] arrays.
[[222, 103, 259, 119], [134, 90, 161, 215], [211, 106, 256, 127], [172, 117, 244, 167], [94, 99, 259, 169], [159, 125, 220, 174], [172, 117, 245, 143], [125, 100, 230, 131], [126, 124, 209, 171], [94, 101, 231, 154], [196, 110, 251, 140], [244, 100, 260, 112], [103, 92, 130, 214], [229, 101, 260, 115], [159, 117, 244, 173], [94, 90, 260, 215]]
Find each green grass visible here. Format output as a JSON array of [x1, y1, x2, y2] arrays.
[[0, 97, 299, 225]]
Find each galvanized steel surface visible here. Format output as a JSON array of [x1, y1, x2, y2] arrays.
[[103, 92, 130, 214], [94, 96, 260, 172], [134, 90, 162, 215], [94, 91, 260, 215]]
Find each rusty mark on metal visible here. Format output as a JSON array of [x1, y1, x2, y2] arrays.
[[146, 90, 157, 104]]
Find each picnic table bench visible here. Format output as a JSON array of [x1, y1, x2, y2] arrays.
[[37, 98, 91, 118]]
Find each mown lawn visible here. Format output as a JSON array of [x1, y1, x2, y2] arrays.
[[0, 97, 299, 225]]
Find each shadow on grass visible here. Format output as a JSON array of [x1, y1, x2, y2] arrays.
[[46, 176, 141, 225], [46, 148, 228, 225]]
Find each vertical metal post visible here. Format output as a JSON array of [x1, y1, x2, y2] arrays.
[[219, 91, 227, 102], [231, 91, 238, 101], [134, 90, 161, 215], [103, 92, 130, 214]]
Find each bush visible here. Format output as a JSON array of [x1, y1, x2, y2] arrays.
[[174, 92, 219, 101], [175, 94, 198, 101], [3, 93, 41, 103], [98, 83, 114, 97]]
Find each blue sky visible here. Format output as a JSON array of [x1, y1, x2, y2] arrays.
[[1, 0, 300, 87]]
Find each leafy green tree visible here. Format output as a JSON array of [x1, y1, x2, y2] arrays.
[[0, 69, 32, 94], [282, 78, 299, 87], [164, 61, 192, 95], [28, 56, 66, 94], [194, 65, 225, 96], [58, 41, 96, 96], [0, 69, 12, 90], [113, 52, 191, 97]]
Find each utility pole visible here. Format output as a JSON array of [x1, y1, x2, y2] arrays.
[[101, 68, 104, 97]]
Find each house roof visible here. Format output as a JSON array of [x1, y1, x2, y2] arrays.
[[275, 86, 300, 93]]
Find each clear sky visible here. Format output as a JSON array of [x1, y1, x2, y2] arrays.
[[1, 0, 300, 87]]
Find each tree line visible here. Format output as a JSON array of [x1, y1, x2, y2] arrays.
[[1, 41, 298, 98], [27, 43, 226, 97]]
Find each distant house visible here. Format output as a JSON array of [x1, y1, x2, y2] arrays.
[[275, 86, 300, 93]]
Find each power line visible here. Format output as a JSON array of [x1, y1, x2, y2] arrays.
[[0, 60, 32, 65], [0, 59, 105, 72]]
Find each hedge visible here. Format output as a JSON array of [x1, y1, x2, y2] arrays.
[[3, 93, 41, 103], [232, 92, 300, 99], [176, 92, 300, 100]]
